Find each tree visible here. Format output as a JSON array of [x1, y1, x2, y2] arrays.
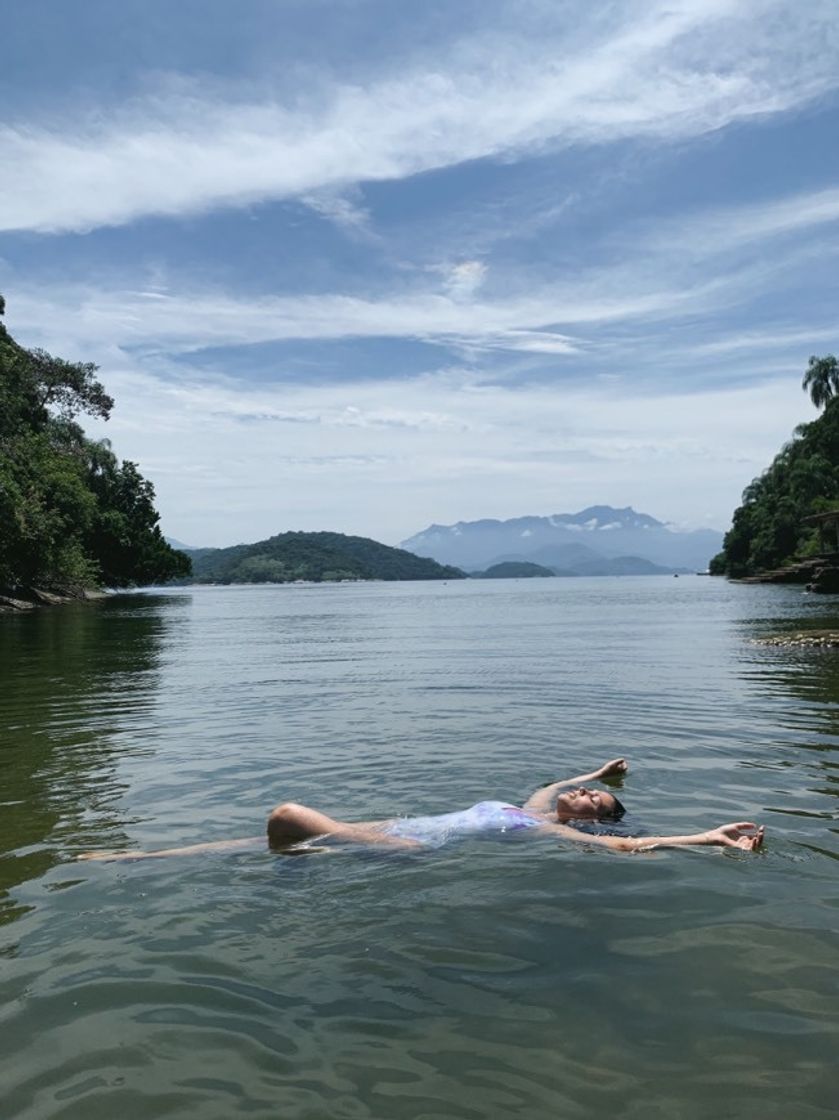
[[711, 394, 839, 577], [0, 296, 190, 593], [802, 354, 839, 410], [84, 449, 191, 586]]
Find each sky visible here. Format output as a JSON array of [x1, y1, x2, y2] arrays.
[[2, 0, 839, 548]]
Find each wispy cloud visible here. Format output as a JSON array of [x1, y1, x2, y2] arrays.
[[300, 185, 375, 237], [222, 403, 466, 432], [449, 329, 579, 356], [2, 0, 837, 234], [690, 325, 839, 357], [7, 155, 839, 404], [5, 276, 694, 358], [645, 186, 839, 257], [443, 261, 487, 301], [76, 351, 807, 545]]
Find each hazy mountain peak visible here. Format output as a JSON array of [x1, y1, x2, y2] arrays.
[[552, 506, 665, 531], [401, 506, 721, 571], [165, 536, 206, 552]]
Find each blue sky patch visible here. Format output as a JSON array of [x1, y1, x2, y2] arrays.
[[2, 1, 838, 546]]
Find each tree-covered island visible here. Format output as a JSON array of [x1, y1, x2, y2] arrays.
[[711, 355, 839, 584], [186, 532, 464, 584], [0, 297, 190, 608], [475, 561, 556, 578]]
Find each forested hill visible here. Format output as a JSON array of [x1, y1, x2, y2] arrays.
[[187, 531, 465, 583], [711, 393, 839, 577], [0, 297, 190, 599]]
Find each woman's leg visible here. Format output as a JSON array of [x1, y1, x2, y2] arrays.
[[266, 802, 417, 848], [266, 801, 351, 846], [78, 836, 262, 861]]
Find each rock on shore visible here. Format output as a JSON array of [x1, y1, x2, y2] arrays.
[[737, 556, 839, 592], [753, 630, 839, 648], [0, 588, 107, 613]]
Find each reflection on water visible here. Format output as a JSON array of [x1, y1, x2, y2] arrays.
[[0, 596, 187, 923], [1, 578, 838, 1120], [733, 594, 839, 867]]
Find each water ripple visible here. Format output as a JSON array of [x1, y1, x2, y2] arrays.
[[1, 580, 839, 1118]]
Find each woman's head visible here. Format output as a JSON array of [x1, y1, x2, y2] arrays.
[[556, 786, 626, 821]]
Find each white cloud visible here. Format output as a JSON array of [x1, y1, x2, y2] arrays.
[[8, 186, 832, 362], [443, 260, 487, 301], [2, 0, 837, 233], [72, 353, 805, 546], [6, 196, 833, 393], [467, 330, 579, 355], [4, 275, 695, 359], [300, 186, 375, 236], [691, 325, 839, 357], [645, 186, 839, 258]]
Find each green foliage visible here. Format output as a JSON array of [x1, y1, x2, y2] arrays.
[[188, 531, 465, 584], [802, 354, 839, 410], [714, 395, 839, 577], [0, 298, 190, 592], [233, 555, 292, 582]]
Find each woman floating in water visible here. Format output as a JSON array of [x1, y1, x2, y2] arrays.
[[79, 758, 764, 860]]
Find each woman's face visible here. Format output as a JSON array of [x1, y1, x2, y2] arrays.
[[556, 786, 619, 819]]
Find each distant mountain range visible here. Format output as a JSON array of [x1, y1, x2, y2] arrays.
[[401, 506, 722, 573]]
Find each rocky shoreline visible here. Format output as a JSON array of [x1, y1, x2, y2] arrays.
[[0, 587, 107, 613], [737, 555, 839, 592], [752, 630, 839, 648]]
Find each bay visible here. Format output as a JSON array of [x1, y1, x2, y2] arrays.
[[1, 576, 838, 1120]]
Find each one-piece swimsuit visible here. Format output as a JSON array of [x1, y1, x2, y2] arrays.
[[383, 800, 542, 848]]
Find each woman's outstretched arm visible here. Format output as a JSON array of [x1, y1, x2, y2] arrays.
[[522, 757, 628, 814], [539, 820, 765, 852]]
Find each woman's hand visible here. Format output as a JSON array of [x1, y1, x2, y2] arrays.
[[705, 822, 765, 850], [596, 757, 628, 779]]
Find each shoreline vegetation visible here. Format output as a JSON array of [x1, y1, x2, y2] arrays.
[[710, 355, 839, 586], [0, 296, 191, 608]]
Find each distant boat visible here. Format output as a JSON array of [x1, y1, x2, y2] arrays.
[[696, 570, 711, 576]]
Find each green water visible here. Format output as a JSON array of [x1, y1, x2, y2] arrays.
[[1, 578, 838, 1119]]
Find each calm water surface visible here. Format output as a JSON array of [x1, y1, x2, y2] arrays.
[[1, 577, 838, 1119]]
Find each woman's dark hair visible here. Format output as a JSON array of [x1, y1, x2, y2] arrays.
[[604, 795, 626, 821]]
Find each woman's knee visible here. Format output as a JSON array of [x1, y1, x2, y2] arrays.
[[267, 801, 309, 843]]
